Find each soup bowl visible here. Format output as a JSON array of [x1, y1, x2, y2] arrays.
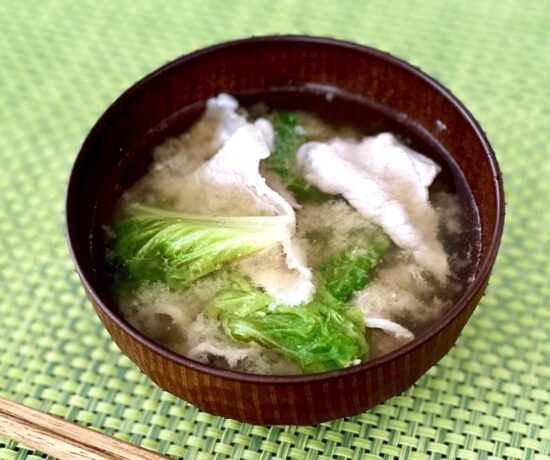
[[66, 35, 504, 425]]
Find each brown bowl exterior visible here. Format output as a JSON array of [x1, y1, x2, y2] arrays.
[[66, 36, 504, 425]]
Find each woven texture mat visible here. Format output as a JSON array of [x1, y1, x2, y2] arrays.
[[1, 1, 549, 459]]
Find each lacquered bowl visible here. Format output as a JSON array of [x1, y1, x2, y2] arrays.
[[66, 36, 504, 425]]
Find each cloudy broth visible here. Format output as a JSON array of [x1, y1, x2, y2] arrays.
[[106, 88, 481, 373]]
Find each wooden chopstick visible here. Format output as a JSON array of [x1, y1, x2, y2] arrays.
[[0, 397, 167, 459]]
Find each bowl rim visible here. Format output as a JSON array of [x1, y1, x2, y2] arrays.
[[66, 34, 505, 384]]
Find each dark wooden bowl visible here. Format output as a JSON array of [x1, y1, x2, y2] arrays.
[[66, 36, 504, 425]]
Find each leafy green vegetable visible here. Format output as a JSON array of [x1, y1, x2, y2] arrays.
[[109, 204, 293, 290], [265, 111, 332, 202], [208, 275, 368, 373], [315, 235, 392, 301], [204, 231, 391, 373]]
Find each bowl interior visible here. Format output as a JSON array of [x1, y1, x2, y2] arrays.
[[67, 36, 503, 378]]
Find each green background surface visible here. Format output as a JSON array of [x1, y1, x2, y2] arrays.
[[1, 0, 549, 459]]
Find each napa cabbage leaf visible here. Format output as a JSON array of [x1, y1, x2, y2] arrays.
[[265, 111, 332, 202], [315, 234, 391, 301], [208, 275, 368, 373], [109, 204, 293, 290]]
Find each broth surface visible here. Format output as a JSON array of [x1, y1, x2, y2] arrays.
[[105, 90, 481, 374]]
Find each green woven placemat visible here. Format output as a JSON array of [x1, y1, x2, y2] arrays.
[[1, 0, 549, 459]]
